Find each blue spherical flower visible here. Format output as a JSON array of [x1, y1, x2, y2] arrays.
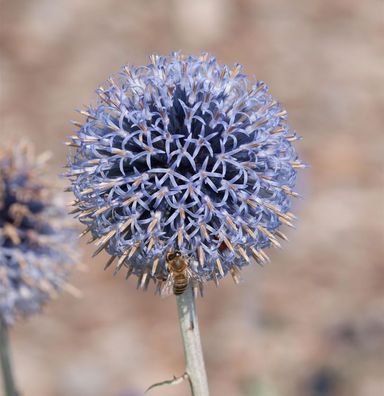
[[67, 53, 304, 292], [0, 143, 78, 324]]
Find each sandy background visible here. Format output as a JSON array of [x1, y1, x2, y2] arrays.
[[1, 0, 384, 395]]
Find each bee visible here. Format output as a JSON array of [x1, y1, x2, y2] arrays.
[[162, 251, 202, 296]]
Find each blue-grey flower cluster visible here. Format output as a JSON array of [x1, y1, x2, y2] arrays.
[[67, 53, 304, 291], [0, 143, 77, 324]]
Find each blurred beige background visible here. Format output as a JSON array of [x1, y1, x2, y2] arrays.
[[1, 0, 384, 395]]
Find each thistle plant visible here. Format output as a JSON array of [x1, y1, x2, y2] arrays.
[[66, 52, 305, 395], [0, 143, 78, 396]]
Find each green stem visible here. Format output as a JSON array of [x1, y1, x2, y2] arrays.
[[176, 286, 209, 396], [0, 317, 18, 396]]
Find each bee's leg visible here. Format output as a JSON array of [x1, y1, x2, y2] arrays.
[[198, 282, 204, 298]]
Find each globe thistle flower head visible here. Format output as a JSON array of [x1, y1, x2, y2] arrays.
[[67, 52, 305, 293], [0, 143, 78, 324]]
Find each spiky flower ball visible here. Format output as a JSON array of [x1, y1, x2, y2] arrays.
[[0, 143, 77, 324], [67, 52, 304, 291]]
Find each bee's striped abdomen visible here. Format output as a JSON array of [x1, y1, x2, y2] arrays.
[[173, 274, 189, 295]]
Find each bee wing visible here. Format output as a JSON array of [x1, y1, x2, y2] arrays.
[[160, 274, 174, 298], [186, 267, 206, 283], [186, 268, 206, 297]]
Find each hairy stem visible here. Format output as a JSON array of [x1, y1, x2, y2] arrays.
[[0, 317, 18, 396], [176, 286, 209, 396]]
